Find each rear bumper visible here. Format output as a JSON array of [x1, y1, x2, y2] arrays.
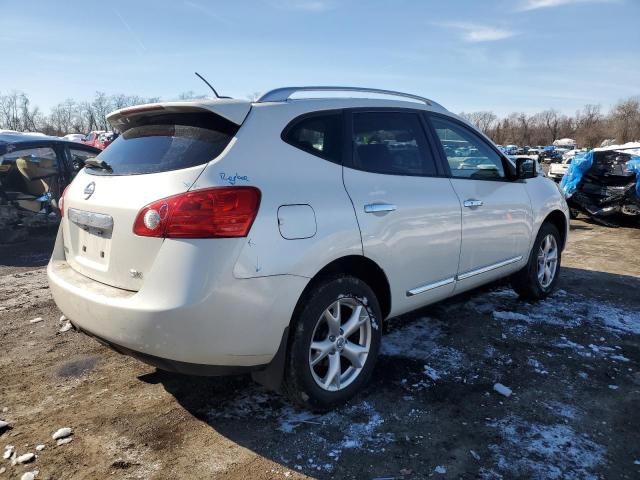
[[76, 325, 266, 376], [47, 229, 307, 368]]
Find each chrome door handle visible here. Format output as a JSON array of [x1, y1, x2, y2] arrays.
[[463, 199, 483, 208], [364, 203, 397, 213]]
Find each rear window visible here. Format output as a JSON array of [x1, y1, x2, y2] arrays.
[[87, 112, 238, 175]]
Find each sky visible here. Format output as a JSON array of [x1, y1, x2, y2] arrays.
[[1, 0, 639, 117]]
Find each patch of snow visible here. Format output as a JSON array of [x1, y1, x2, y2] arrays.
[[608, 385, 619, 390], [35, 444, 45, 451], [527, 357, 549, 375], [3, 445, 15, 459], [0, 420, 9, 430], [52, 427, 72, 440], [423, 365, 440, 381], [381, 317, 466, 376], [479, 287, 640, 337], [544, 401, 579, 420], [610, 354, 631, 363], [493, 311, 531, 322], [16, 452, 35, 464], [29, 317, 43, 324], [434, 465, 447, 474], [56, 437, 73, 446], [21, 471, 38, 480], [488, 415, 605, 479], [208, 388, 393, 473], [59, 321, 73, 333]]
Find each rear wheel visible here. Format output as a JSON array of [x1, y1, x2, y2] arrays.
[[283, 276, 382, 411], [511, 223, 561, 300]]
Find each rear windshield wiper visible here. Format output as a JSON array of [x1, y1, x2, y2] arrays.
[[84, 158, 113, 171]]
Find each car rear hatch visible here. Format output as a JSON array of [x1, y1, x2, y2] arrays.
[[61, 100, 251, 291]]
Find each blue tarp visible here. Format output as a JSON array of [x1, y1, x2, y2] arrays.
[[559, 151, 594, 198], [626, 156, 640, 199]]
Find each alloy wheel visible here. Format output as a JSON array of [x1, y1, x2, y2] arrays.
[[308, 297, 372, 392]]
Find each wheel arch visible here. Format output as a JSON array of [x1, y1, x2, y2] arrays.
[[541, 210, 569, 250], [297, 255, 392, 321], [251, 255, 391, 392]]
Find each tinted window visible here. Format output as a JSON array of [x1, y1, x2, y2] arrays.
[[88, 112, 238, 176], [352, 112, 436, 176], [284, 113, 343, 163], [430, 116, 505, 180]]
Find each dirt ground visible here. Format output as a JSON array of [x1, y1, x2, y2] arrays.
[[1, 218, 639, 480]]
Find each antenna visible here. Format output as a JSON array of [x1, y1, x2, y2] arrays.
[[194, 72, 221, 99]]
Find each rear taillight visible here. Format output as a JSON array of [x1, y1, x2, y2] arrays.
[[133, 187, 261, 238], [59, 186, 69, 217]]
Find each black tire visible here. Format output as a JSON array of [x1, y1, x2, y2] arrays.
[[283, 275, 382, 411], [511, 222, 562, 301]]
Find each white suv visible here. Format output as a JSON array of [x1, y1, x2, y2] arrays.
[[48, 87, 569, 410]]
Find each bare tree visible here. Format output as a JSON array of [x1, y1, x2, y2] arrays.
[[610, 97, 640, 143], [575, 104, 604, 148], [459, 111, 498, 134], [538, 109, 560, 143]]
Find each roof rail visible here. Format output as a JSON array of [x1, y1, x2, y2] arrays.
[[257, 86, 437, 106]]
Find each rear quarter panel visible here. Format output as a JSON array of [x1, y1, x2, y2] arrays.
[[193, 103, 363, 280]]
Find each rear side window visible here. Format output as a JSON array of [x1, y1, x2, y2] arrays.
[[283, 113, 343, 164], [88, 112, 238, 175], [351, 112, 437, 176]]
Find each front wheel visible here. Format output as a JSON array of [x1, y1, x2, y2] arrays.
[[511, 223, 562, 300], [283, 276, 382, 411]]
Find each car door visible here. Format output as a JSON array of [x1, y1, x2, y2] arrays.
[[342, 109, 462, 317], [426, 113, 533, 293]]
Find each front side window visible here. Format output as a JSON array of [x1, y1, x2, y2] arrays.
[[351, 111, 437, 176], [283, 113, 343, 163], [430, 116, 505, 180]]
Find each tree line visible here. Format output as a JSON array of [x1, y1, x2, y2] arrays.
[[460, 97, 640, 148], [0, 90, 206, 137], [1, 90, 639, 148]]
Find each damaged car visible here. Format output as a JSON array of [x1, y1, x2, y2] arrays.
[[0, 132, 100, 242], [560, 142, 640, 225]]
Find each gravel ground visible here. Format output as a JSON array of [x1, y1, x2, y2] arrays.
[[1, 218, 639, 480]]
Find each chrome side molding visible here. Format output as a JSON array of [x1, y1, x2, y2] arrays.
[[406, 256, 523, 297], [456, 256, 523, 281], [407, 277, 455, 297]]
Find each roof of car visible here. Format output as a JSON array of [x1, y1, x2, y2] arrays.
[[108, 87, 451, 127], [0, 132, 101, 152]]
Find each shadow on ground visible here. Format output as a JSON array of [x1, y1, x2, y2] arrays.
[[0, 230, 56, 269], [139, 266, 640, 479]]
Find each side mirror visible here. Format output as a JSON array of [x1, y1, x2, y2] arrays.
[[516, 158, 536, 179]]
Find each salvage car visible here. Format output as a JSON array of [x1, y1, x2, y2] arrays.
[[560, 143, 640, 225], [80, 130, 106, 149], [0, 133, 100, 242], [47, 86, 569, 410], [548, 156, 574, 181], [539, 145, 563, 163]]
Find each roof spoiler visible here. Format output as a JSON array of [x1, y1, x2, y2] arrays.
[[107, 99, 251, 131]]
